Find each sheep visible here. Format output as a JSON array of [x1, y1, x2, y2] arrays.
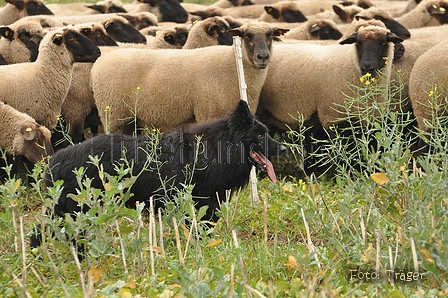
[[352, 7, 412, 39], [408, 39, 448, 135], [147, 25, 190, 49], [46, 0, 126, 16], [91, 22, 289, 134], [355, 1, 448, 30], [118, 12, 158, 30], [309, 4, 363, 24], [258, 1, 308, 23], [0, 55, 6, 65], [0, 19, 44, 64], [258, 25, 402, 132], [0, 27, 101, 130], [281, 19, 343, 40], [0, 101, 53, 163], [25, 12, 156, 29], [190, 5, 266, 20], [128, 0, 189, 23], [75, 22, 118, 46], [183, 17, 233, 49], [0, 0, 53, 25], [101, 15, 147, 44]]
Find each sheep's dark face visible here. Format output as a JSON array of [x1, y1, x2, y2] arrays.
[[103, 18, 147, 44], [264, 5, 307, 23], [0, 24, 44, 62], [24, 0, 53, 15], [355, 13, 411, 40], [310, 21, 343, 40], [80, 25, 118, 47], [118, 14, 158, 31], [18, 122, 53, 163], [228, 24, 289, 69], [205, 18, 233, 46], [340, 27, 403, 77], [56, 29, 101, 63], [142, 0, 189, 23]]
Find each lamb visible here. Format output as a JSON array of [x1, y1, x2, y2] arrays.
[[0, 19, 44, 64], [0, 101, 53, 163], [91, 22, 289, 134], [0, 0, 53, 25], [408, 39, 448, 135], [0, 27, 101, 130], [281, 19, 343, 40], [183, 17, 233, 49], [258, 25, 402, 132]]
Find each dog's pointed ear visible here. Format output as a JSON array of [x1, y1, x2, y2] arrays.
[[231, 100, 254, 127]]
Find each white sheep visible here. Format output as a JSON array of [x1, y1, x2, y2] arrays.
[[46, 0, 126, 16], [0, 0, 53, 25], [355, 2, 448, 30], [91, 22, 289, 134], [258, 25, 402, 131], [0, 19, 44, 63], [408, 39, 448, 133], [258, 1, 308, 23], [0, 27, 101, 130], [0, 101, 53, 163], [183, 17, 233, 49], [281, 19, 343, 41]]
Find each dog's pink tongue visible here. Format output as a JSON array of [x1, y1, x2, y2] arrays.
[[258, 153, 277, 183]]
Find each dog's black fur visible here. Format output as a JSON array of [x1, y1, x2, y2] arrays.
[[31, 101, 285, 249]]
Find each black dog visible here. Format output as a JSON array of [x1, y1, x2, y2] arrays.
[[31, 100, 285, 248]]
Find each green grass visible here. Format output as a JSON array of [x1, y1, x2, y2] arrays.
[[1, 70, 448, 297]]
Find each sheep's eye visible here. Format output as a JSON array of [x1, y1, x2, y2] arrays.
[[356, 40, 362, 46], [257, 134, 263, 139], [381, 41, 387, 46]]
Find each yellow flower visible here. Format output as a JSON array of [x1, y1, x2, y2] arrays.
[[360, 72, 375, 85], [104, 105, 111, 112], [429, 90, 434, 97], [136, 86, 141, 90], [383, 56, 388, 65]]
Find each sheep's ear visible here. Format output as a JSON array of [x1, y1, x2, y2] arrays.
[[52, 33, 64, 46], [241, 0, 253, 6], [227, 27, 243, 37], [386, 32, 403, 44], [85, 4, 105, 13], [21, 126, 36, 141], [79, 27, 91, 36], [164, 33, 175, 44], [333, 5, 347, 20], [264, 6, 280, 19], [104, 21, 114, 29], [428, 4, 445, 15], [0, 27, 14, 41], [6, 0, 25, 10], [339, 33, 358, 45], [310, 23, 322, 33], [273, 28, 289, 36], [207, 23, 219, 35]]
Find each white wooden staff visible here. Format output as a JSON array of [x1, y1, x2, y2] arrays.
[[233, 35, 259, 204]]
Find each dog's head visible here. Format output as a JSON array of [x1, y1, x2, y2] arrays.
[[228, 100, 286, 182]]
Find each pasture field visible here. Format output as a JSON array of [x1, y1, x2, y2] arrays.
[[0, 2, 447, 297]]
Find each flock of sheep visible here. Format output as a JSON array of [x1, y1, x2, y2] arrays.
[[1, 0, 448, 174]]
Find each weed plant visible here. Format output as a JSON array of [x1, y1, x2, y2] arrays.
[[0, 71, 447, 296]]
